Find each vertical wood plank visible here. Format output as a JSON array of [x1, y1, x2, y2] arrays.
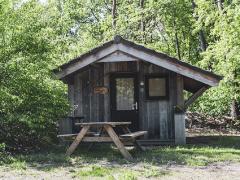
[[79, 75, 83, 116], [175, 74, 186, 144], [159, 101, 168, 139], [73, 74, 79, 116], [68, 83, 75, 116], [176, 74, 184, 106], [168, 72, 176, 139], [138, 61, 145, 132], [104, 63, 110, 122], [89, 69, 92, 121], [98, 64, 105, 121], [82, 70, 90, 121], [58, 117, 73, 134]]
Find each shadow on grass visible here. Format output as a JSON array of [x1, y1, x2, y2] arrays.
[[187, 135, 240, 148], [12, 144, 125, 171], [7, 135, 240, 171]]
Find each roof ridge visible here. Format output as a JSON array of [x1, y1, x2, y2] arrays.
[[53, 36, 222, 82]]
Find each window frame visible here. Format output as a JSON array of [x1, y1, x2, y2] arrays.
[[145, 74, 169, 100]]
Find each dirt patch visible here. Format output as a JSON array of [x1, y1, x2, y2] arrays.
[[163, 162, 240, 180], [186, 112, 240, 136], [1, 162, 240, 180], [0, 166, 73, 180]]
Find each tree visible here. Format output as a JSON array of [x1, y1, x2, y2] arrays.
[[112, 0, 117, 29], [192, 0, 240, 118], [0, 0, 71, 151]]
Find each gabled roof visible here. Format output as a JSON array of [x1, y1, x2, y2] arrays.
[[54, 36, 222, 87]]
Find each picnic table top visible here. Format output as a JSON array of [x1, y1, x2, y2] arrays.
[[75, 121, 131, 126]]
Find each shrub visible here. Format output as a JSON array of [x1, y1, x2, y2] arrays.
[[0, 143, 14, 165]]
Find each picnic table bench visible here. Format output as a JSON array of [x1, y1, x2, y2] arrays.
[[57, 122, 147, 160]]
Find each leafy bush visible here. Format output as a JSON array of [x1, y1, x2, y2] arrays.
[[0, 1, 70, 152], [0, 75, 69, 152], [0, 143, 14, 165]]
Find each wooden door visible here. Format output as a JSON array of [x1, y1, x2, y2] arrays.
[[110, 73, 139, 131]]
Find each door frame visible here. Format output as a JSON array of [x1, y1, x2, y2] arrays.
[[109, 72, 139, 126]]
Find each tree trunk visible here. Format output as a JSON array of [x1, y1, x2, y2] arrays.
[[175, 31, 181, 60], [139, 0, 146, 43], [174, 20, 181, 60], [217, 0, 223, 11], [199, 30, 207, 51], [191, 0, 207, 51], [112, 0, 117, 29], [231, 69, 239, 120], [230, 99, 238, 120]]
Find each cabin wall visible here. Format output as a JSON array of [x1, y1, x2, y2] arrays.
[[72, 64, 105, 122], [138, 62, 176, 140], [66, 61, 182, 142]]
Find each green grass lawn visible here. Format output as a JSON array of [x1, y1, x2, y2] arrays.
[[1, 136, 240, 179]]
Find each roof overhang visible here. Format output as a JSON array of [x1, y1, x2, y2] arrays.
[[53, 36, 222, 88]]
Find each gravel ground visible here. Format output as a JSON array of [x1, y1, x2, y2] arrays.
[[0, 162, 240, 180], [163, 162, 240, 180]]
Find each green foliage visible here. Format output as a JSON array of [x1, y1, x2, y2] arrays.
[[191, 0, 240, 115], [0, 143, 14, 165], [0, 0, 70, 151]]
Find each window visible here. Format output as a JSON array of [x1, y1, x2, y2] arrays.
[[116, 78, 134, 110], [145, 75, 168, 100]]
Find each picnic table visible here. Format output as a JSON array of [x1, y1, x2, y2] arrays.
[[58, 122, 147, 160]]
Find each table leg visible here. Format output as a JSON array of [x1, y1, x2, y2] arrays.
[[122, 126, 145, 151], [134, 140, 145, 151], [122, 126, 131, 133], [87, 127, 104, 151], [104, 125, 133, 161], [66, 125, 90, 156]]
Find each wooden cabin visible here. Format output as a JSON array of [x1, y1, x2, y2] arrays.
[[54, 36, 222, 145]]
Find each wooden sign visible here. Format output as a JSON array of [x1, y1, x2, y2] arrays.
[[94, 86, 108, 94]]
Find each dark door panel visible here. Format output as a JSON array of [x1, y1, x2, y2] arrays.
[[110, 73, 139, 131]]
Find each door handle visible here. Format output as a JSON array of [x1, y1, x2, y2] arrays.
[[132, 102, 138, 110]]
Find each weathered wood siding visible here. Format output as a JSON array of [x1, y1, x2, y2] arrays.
[[73, 65, 104, 122], [175, 74, 186, 144], [138, 62, 176, 140], [68, 61, 181, 141]]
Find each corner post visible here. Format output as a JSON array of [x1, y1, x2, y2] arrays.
[[174, 74, 186, 145]]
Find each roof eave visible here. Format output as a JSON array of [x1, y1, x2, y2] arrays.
[[53, 35, 223, 87]]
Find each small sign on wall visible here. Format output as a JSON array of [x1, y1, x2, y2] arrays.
[[94, 86, 109, 94]]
